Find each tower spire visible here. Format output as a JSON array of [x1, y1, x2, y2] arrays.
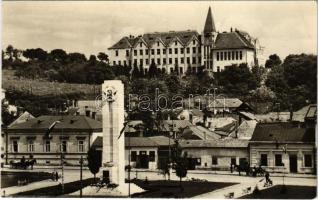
[[204, 6, 216, 33]]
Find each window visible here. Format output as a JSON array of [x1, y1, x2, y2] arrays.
[[78, 140, 85, 152], [169, 48, 172, 54], [196, 158, 201, 165], [170, 68, 173, 73], [192, 47, 196, 54], [163, 49, 166, 54], [157, 49, 160, 55], [198, 48, 201, 53], [134, 50, 137, 56], [304, 154, 312, 167], [239, 51, 242, 60], [124, 60, 127, 66], [146, 59, 149, 65], [157, 58, 160, 65], [260, 154, 268, 166], [126, 50, 129, 57], [163, 58, 166, 65], [140, 59, 143, 66], [113, 61, 116, 66], [169, 58, 172, 64], [60, 140, 67, 152], [228, 52, 231, 60], [236, 51, 239, 60], [192, 57, 196, 64], [198, 57, 201, 64], [212, 156, 218, 165], [157, 42, 160, 46], [192, 67, 196, 73], [151, 59, 155, 64], [118, 61, 121, 66], [186, 48, 190, 54], [232, 51, 235, 60], [175, 58, 178, 65], [44, 141, 50, 152], [275, 154, 283, 166], [175, 41, 177, 46], [181, 48, 184, 54], [180, 67, 183, 74], [131, 151, 137, 162], [181, 57, 184, 64], [115, 50, 118, 57], [224, 52, 227, 60], [187, 57, 190, 64], [175, 48, 178, 54], [217, 52, 219, 61], [149, 151, 155, 161], [193, 40, 196, 45], [217, 66, 220, 72], [146, 49, 149, 55], [134, 59, 137, 65], [151, 49, 155, 55], [140, 42, 142, 47], [140, 49, 143, 55], [12, 140, 18, 153], [145, 68, 148, 74], [220, 52, 223, 61]]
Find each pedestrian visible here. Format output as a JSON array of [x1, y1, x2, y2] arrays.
[[253, 166, 256, 177], [55, 171, 59, 181], [20, 156, 25, 164], [230, 164, 233, 173]]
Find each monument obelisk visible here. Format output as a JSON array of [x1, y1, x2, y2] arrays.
[[102, 80, 125, 191]]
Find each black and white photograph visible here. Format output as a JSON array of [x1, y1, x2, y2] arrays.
[[1, 1, 317, 198]]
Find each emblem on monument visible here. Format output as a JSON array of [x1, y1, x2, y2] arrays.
[[103, 86, 117, 102]]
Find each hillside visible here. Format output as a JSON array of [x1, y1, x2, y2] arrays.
[[2, 70, 101, 100]]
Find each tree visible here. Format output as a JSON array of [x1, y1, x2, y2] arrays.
[[131, 63, 140, 79], [6, 45, 14, 61], [50, 49, 67, 62], [87, 148, 101, 183], [23, 48, 48, 61], [173, 140, 188, 189], [67, 52, 87, 63], [97, 52, 109, 64], [148, 62, 158, 78], [265, 54, 282, 69]]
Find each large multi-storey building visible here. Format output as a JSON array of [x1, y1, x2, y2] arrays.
[[108, 7, 259, 74]]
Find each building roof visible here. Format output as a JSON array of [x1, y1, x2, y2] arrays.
[[92, 135, 174, 148], [8, 111, 35, 127], [203, 6, 216, 33], [179, 139, 249, 148], [251, 122, 315, 143], [109, 30, 200, 49], [214, 31, 255, 50], [7, 115, 102, 133], [305, 104, 317, 120], [229, 120, 258, 140], [208, 98, 243, 109], [159, 120, 192, 132]]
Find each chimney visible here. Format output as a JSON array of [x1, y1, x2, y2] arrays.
[[85, 110, 90, 117], [230, 27, 233, 32], [92, 112, 96, 120]]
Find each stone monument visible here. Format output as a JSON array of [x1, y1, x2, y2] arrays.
[[101, 80, 125, 191]]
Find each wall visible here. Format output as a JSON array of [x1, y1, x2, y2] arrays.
[[5, 131, 94, 166], [182, 147, 248, 170], [250, 143, 315, 174]]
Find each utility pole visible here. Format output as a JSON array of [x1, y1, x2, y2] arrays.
[[79, 156, 83, 198]]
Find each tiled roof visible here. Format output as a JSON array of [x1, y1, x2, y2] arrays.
[[251, 122, 315, 143], [190, 126, 221, 140], [8, 111, 35, 127], [229, 120, 257, 140], [7, 115, 102, 132], [179, 139, 249, 148], [305, 104, 317, 119], [109, 30, 200, 49], [214, 31, 255, 50], [92, 136, 174, 148]]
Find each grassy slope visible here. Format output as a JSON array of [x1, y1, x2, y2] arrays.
[[2, 70, 101, 100]]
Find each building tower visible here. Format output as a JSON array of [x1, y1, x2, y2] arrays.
[[202, 6, 217, 72]]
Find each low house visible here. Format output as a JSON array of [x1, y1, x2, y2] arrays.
[[249, 122, 316, 174], [179, 139, 249, 170], [92, 135, 174, 170], [4, 115, 102, 165]]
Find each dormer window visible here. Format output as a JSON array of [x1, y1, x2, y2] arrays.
[[193, 40, 196, 45], [157, 42, 160, 46], [175, 41, 177, 46], [140, 43, 142, 47]]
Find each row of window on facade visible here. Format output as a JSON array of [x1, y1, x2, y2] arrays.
[[129, 150, 156, 162], [115, 46, 201, 57], [10, 139, 85, 153], [114, 56, 202, 67], [260, 153, 313, 167], [216, 51, 243, 61]]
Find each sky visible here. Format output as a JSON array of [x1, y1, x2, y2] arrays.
[[2, 1, 317, 64]]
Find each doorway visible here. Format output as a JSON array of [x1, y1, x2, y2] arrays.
[[289, 154, 298, 173], [138, 151, 149, 169]]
